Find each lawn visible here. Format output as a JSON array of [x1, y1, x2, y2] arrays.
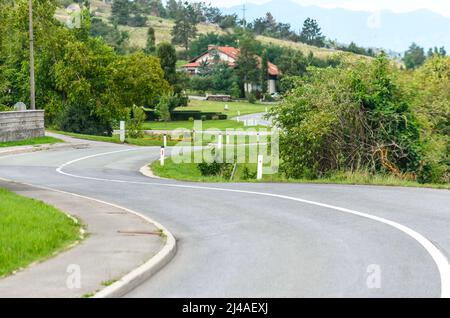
[[142, 119, 268, 131], [0, 136, 63, 148], [0, 188, 81, 277], [176, 99, 273, 118]]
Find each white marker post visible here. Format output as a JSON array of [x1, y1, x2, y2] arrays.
[[119, 121, 125, 143], [226, 133, 230, 145], [163, 134, 167, 148], [257, 132, 260, 143], [217, 134, 223, 149], [160, 146, 165, 166], [265, 107, 268, 113], [257, 155, 263, 180]]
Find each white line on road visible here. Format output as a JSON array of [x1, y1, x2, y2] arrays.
[[56, 148, 450, 298]]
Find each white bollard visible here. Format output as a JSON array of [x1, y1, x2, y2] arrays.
[[119, 121, 125, 143], [257, 155, 263, 180], [237, 110, 240, 116], [163, 134, 167, 148], [265, 107, 268, 113], [160, 147, 165, 166], [217, 134, 223, 149], [226, 133, 230, 145]]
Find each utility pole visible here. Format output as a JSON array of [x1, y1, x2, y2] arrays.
[[28, 0, 36, 110], [242, 4, 247, 29]]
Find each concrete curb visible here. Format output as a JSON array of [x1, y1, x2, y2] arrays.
[[139, 164, 168, 180], [0, 177, 177, 299]]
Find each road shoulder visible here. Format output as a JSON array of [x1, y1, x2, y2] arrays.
[[0, 179, 176, 298]]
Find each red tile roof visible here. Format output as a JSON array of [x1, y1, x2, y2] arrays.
[[184, 45, 280, 76]]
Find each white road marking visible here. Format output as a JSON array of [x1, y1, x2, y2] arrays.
[[53, 148, 450, 298]]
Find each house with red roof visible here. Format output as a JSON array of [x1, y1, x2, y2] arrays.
[[183, 45, 279, 94]]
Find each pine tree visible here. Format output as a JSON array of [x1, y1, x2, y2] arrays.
[[299, 18, 325, 47], [145, 26, 156, 54], [171, 8, 197, 52], [111, 0, 130, 26], [260, 49, 269, 95]]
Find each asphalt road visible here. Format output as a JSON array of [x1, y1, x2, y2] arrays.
[[0, 140, 449, 298]]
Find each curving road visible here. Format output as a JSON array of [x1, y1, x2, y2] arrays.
[[0, 138, 449, 298]]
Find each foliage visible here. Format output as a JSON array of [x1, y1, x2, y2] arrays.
[[271, 54, 424, 180], [260, 49, 269, 94], [171, 4, 198, 51], [126, 105, 146, 138], [145, 26, 156, 54], [90, 17, 130, 54], [299, 18, 325, 47], [155, 94, 172, 121], [403, 43, 426, 70], [235, 33, 260, 94]]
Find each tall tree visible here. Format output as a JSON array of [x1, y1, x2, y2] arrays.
[[403, 43, 426, 70], [299, 18, 325, 47], [171, 6, 197, 52], [111, 0, 130, 26], [235, 33, 260, 96], [260, 49, 269, 95], [145, 26, 156, 54]]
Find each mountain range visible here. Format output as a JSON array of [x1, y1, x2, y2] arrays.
[[220, 0, 450, 53]]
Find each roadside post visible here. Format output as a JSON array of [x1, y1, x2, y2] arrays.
[[160, 146, 165, 166], [265, 107, 268, 113], [163, 134, 167, 148], [218, 134, 223, 149], [257, 132, 260, 143], [257, 155, 263, 180], [226, 133, 230, 145], [119, 121, 125, 143]]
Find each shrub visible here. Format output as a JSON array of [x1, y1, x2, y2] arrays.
[[126, 105, 146, 139], [59, 103, 112, 136]]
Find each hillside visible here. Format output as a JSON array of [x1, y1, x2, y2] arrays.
[[55, 0, 365, 62], [222, 0, 450, 52]]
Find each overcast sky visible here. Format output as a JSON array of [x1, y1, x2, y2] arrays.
[[202, 0, 450, 18]]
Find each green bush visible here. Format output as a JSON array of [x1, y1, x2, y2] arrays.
[[59, 103, 112, 136], [126, 106, 146, 139], [198, 161, 233, 178]]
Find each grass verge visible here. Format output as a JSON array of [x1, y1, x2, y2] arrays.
[[0, 136, 63, 148], [142, 119, 266, 131], [0, 188, 81, 278], [150, 147, 450, 190]]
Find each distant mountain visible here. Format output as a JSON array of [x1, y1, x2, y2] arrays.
[[221, 0, 450, 52]]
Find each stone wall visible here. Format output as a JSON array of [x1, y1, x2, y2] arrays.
[[0, 110, 45, 142]]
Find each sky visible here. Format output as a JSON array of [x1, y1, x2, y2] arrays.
[[203, 0, 450, 18]]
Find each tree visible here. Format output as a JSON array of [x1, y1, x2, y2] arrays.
[[260, 49, 269, 95], [157, 42, 177, 85], [155, 94, 172, 122], [171, 4, 198, 52], [111, 0, 130, 26], [144, 26, 156, 54], [235, 33, 260, 96], [299, 18, 325, 47], [403, 43, 426, 70], [107, 52, 171, 109], [270, 55, 422, 179]]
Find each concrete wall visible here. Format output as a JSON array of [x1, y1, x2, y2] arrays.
[[0, 110, 45, 142]]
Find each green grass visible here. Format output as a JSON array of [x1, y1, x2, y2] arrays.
[[142, 119, 265, 131], [150, 147, 450, 189], [0, 188, 81, 277], [48, 130, 179, 147], [176, 99, 273, 118], [0, 136, 63, 148]]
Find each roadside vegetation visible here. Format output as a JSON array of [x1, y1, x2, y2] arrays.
[[0, 188, 81, 277], [0, 136, 63, 148]]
